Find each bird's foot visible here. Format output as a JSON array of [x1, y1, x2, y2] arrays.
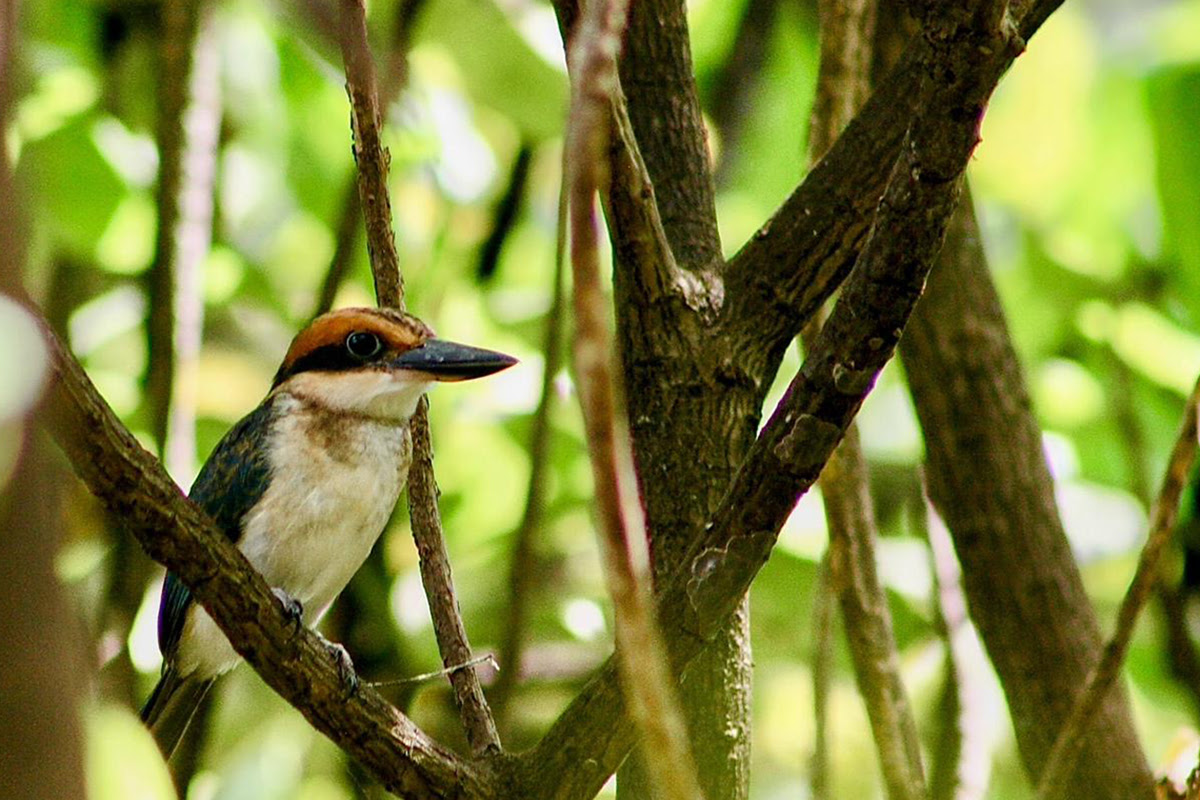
[[272, 588, 304, 634], [316, 633, 359, 697]]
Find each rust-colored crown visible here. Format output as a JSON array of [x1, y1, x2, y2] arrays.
[[272, 307, 434, 388]]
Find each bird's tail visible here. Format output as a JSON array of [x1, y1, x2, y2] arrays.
[[139, 667, 214, 760]]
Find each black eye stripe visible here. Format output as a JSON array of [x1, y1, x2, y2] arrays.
[[272, 341, 386, 387]]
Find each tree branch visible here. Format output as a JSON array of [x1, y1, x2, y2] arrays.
[[313, 0, 425, 318], [1036, 374, 1200, 799], [809, 558, 836, 800], [618, 0, 721, 273], [565, 0, 702, 794], [824, 431, 927, 800], [493, 180, 567, 719], [806, 2, 925, 797], [164, 1, 220, 484], [337, 0, 500, 754], [40, 321, 493, 798], [144, 0, 216, 460], [719, 0, 1056, 379], [522, 8, 1025, 796], [925, 503, 993, 800], [339, 0, 403, 309], [901, 174, 1154, 798]]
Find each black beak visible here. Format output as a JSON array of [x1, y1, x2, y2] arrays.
[[392, 339, 518, 381]]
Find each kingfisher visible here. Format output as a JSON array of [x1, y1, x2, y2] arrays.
[[140, 306, 516, 758]]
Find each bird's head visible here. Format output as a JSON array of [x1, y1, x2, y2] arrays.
[[270, 307, 517, 422]]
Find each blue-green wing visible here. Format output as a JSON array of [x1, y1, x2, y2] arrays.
[[157, 399, 276, 658]]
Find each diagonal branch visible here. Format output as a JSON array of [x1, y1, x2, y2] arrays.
[[805, 1, 925, 797], [337, 0, 500, 754], [720, 0, 1059, 380], [1035, 374, 1200, 800]]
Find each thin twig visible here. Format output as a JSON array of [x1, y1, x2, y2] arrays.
[[406, 400, 502, 752], [926, 516, 965, 800], [369, 654, 498, 688], [493, 178, 568, 720], [810, 556, 836, 800], [565, 0, 703, 796], [924, 498, 994, 800], [1108, 348, 1200, 720], [338, 0, 403, 308], [313, 0, 425, 318], [337, 0, 500, 754], [165, 1, 220, 485], [823, 430, 927, 800], [144, 0, 212, 458], [1036, 374, 1200, 800]]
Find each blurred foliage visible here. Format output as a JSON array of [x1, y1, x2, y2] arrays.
[[8, 0, 1200, 797]]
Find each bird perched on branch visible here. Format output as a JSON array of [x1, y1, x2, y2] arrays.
[[140, 306, 516, 758]]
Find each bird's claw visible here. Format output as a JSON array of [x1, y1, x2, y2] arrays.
[[317, 634, 359, 696], [272, 588, 304, 634]]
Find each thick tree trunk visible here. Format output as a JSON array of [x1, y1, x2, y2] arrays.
[[900, 194, 1155, 798], [613, 0, 753, 796]]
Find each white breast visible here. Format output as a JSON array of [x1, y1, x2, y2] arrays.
[[175, 393, 412, 677]]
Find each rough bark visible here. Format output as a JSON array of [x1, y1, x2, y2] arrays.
[[521, 9, 1026, 796], [610, 0, 752, 797], [617, 0, 721, 273], [806, 2, 925, 797], [899, 196, 1155, 798], [595, 1, 753, 796]]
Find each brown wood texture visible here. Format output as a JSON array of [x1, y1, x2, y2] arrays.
[[900, 197, 1155, 799]]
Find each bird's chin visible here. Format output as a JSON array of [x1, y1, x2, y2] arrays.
[[361, 375, 433, 421], [280, 370, 433, 422]]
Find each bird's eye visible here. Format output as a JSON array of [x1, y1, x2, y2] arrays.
[[345, 331, 383, 360]]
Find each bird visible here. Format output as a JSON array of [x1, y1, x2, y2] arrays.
[[139, 306, 516, 758]]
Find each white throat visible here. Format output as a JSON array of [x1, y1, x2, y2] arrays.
[[280, 369, 435, 422]]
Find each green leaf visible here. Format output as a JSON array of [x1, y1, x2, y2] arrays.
[[16, 115, 124, 259], [414, 0, 566, 142], [1147, 65, 1200, 318]]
